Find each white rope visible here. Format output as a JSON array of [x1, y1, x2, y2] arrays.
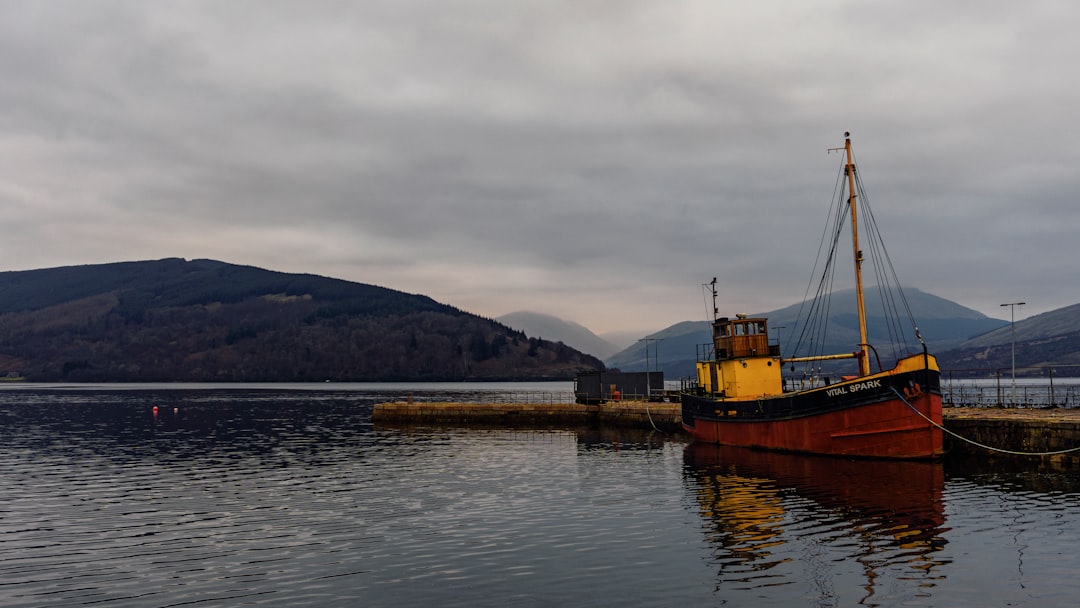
[[644, 402, 664, 433], [892, 387, 1080, 457]]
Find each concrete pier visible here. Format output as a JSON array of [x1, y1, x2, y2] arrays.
[[373, 400, 682, 432], [374, 401, 1080, 463], [943, 407, 1080, 464]]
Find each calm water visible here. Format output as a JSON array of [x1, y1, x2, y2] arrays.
[[2, 385, 1080, 607]]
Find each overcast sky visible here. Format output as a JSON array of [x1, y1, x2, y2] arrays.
[[1, 1, 1076, 334]]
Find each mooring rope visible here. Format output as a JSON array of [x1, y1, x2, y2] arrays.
[[644, 402, 664, 433], [891, 387, 1080, 457]]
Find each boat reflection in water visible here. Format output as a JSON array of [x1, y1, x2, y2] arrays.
[[684, 443, 950, 605]]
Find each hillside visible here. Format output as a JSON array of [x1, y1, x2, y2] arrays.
[[606, 287, 1009, 378], [496, 311, 623, 359], [604, 321, 709, 379], [935, 303, 1080, 375], [754, 287, 1005, 354], [0, 259, 604, 382]]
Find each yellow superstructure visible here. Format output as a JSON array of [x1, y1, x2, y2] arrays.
[[696, 316, 783, 399]]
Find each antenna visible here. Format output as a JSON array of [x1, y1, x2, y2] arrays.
[[710, 277, 718, 320]]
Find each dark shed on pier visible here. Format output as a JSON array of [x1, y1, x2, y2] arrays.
[[574, 371, 664, 404]]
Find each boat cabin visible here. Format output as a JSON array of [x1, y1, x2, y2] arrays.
[[713, 315, 779, 360], [697, 315, 783, 399]]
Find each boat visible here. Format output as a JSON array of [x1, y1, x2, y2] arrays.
[[680, 133, 943, 459]]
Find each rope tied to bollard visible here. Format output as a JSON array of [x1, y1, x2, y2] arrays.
[[644, 401, 664, 433], [892, 387, 1080, 457]]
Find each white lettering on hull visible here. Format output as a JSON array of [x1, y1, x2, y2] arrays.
[[826, 379, 882, 398]]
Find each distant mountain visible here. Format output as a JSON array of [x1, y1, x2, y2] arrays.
[[954, 303, 1080, 347], [756, 287, 1005, 354], [606, 287, 1009, 379], [0, 259, 604, 382], [496, 311, 622, 359], [936, 303, 1080, 375], [596, 330, 651, 353], [604, 321, 709, 379]]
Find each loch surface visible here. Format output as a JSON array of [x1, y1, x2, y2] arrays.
[[2, 384, 1079, 607]]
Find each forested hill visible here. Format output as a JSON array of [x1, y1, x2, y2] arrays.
[[0, 258, 604, 382]]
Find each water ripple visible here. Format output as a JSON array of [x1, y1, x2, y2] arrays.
[[3, 389, 1080, 606]]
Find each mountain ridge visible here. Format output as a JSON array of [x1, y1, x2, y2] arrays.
[[3, 259, 1075, 382], [0, 259, 604, 382], [496, 311, 632, 360], [602, 287, 1080, 378]]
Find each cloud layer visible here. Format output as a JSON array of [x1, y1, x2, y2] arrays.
[[2, 1, 1075, 333]]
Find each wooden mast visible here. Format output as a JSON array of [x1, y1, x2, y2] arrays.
[[844, 133, 871, 376]]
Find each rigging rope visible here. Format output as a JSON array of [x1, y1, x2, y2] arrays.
[[851, 161, 921, 358], [789, 160, 848, 362], [789, 164, 849, 368], [789, 146, 926, 377], [892, 387, 1080, 457]]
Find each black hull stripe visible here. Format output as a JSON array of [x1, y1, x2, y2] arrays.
[[682, 369, 940, 425]]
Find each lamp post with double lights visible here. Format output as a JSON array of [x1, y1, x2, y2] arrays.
[[639, 338, 662, 400], [1000, 301, 1025, 405]]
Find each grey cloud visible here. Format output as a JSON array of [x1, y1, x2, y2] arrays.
[[0, 1, 1077, 333]]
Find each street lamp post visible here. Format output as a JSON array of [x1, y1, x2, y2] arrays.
[[639, 338, 662, 400], [1000, 301, 1025, 405]]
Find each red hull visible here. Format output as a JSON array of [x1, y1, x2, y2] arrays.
[[683, 393, 943, 459]]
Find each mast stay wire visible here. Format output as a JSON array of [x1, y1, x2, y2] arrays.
[[789, 158, 848, 366], [788, 143, 928, 376], [850, 150, 924, 355]]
